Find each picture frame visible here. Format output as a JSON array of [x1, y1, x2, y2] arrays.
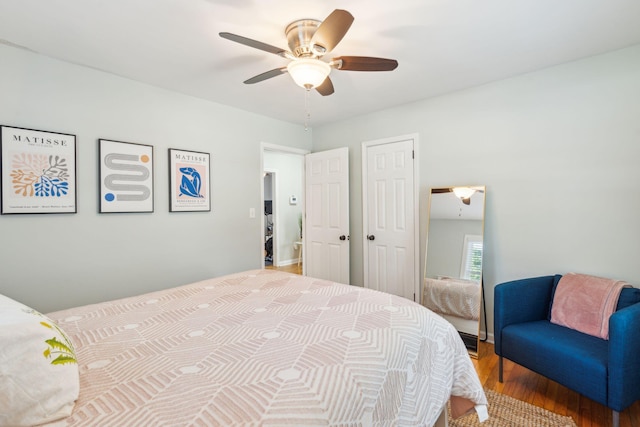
[[168, 148, 211, 212], [99, 139, 154, 213], [1, 125, 77, 214]]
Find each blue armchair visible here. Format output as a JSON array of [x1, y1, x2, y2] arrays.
[[494, 275, 640, 427]]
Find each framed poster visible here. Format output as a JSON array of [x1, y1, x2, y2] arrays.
[[99, 139, 154, 213], [168, 148, 210, 212], [1, 125, 77, 214]]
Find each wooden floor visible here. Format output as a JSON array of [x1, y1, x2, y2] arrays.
[[474, 341, 640, 427], [265, 263, 302, 275], [264, 265, 639, 426]]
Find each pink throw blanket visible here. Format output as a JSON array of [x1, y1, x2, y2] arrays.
[[551, 273, 629, 339]]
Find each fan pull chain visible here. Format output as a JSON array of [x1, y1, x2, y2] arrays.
[[304, 88, 311, 131]]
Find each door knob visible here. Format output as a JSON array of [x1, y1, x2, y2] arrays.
[[367, 235, 375, 241], [339, 235, 346, 241]]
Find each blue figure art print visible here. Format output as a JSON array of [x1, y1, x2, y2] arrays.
[[179, 167, 204, 198], [169, 149, 210, 212]]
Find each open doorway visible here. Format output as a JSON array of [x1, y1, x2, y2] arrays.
[[261, 143, 307, 274], [263, 171, 275, 267]]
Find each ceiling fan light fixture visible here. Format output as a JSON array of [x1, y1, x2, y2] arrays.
[[452, 187, 476, 200], [287, 58, 331, 89]]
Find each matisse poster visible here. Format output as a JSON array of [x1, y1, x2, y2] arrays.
[[1, 125, 77, 214], [99, 139, 154, 213], [168, 148, 210, 212]]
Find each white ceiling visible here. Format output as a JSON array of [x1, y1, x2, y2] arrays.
[[429, 189, 485, 221], [2, 0, 640, 127]]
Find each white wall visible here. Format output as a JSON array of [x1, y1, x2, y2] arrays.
[[263, 151, 304, 265], [263, 174, 273, 200], [426, 219, 483, 279], [312, 44, 640, 338], [0, 44, 311, 313]]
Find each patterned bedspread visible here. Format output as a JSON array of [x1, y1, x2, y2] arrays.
[[423, 277, 481, 321], [46, 270, 486, 426]]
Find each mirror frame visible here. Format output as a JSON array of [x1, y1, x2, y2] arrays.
[[422, 186, 486, 358]]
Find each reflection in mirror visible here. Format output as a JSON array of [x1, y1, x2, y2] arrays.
[[423, 186, 485, 357]]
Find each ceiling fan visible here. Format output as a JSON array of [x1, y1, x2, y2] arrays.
[[219, 9, 398, 96], [432, 187, 485, 205]]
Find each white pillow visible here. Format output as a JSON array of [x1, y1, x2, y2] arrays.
[[0, 294, 79, 426]]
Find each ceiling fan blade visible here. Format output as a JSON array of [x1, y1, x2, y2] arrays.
[[334, 56, 398, 71], [220, 32, 289, 58], [244, 67, 288, 84], [310, 9, 354, 54], [431, 188, 453, 194], [315, 77, 334, 96]]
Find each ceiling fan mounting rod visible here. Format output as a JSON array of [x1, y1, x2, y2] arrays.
[[285, 19, 323, 58]]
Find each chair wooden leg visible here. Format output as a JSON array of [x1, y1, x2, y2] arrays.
[[498, 356, 503, 383], [612, 410, 620, 427]]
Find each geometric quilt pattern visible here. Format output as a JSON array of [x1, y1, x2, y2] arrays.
[[46, 270, 486, 426]]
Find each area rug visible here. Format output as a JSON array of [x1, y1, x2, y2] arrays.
[[449, 389, 577, 427]]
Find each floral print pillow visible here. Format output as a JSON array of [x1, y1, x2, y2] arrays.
[[0, 293, 79, 426]]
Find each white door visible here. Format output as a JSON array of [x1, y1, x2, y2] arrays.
[[305, 147, 350, 284], [363, 136, 418, 300]]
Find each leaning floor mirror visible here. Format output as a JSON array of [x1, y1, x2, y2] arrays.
[[423, 186, 486, 358]]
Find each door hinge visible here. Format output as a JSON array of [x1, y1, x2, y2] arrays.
[[412, 150, 415, 159]]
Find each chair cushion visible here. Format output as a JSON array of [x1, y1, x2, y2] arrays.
[[501, 320, 608, 405]]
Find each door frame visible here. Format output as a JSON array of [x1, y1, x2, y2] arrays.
[[260, 142, 309, 271], [361, 133, 420, 301]]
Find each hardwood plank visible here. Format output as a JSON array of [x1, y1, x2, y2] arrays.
[[543, 378, 559, 413], [579, 396, 593, 427], [532, 374, 548, 409], [265, 263, 302, 275], [628, 401, 640, 427]]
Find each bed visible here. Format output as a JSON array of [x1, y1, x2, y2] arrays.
[[2, 269, 487, 426], [422, 276, 482, 339], [422, 277, 481, 322]]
